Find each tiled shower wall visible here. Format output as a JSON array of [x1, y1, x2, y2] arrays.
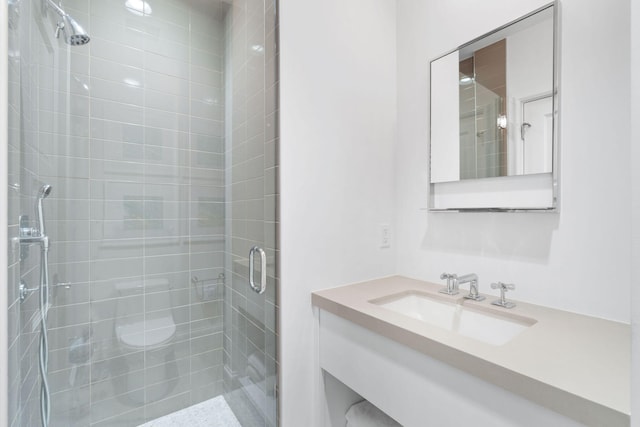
[[8, 0, 233, 425]]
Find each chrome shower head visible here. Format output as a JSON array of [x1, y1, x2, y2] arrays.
[[36, 184, 52, 236], [59, 14, 90, 46], [38, 184, 52, 199], [44, 0, 90, 46]]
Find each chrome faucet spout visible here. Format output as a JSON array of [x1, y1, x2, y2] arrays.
[[456, 273, 485, 301], [456, 273, 477, 284]]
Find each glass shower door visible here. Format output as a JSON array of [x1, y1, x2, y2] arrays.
[[223, 1, 279, 426], [6, 0, 278, 426]]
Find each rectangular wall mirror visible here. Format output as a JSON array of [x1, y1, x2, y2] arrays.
[[429, 3, 558, 211]]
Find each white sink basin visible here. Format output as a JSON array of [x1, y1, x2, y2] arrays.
[[372, 291, 536, 346]]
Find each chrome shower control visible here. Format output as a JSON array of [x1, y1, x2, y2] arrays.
[[491, 282, 516, 308], [19, 215, 38, 238], [19, 280, 38, 303]]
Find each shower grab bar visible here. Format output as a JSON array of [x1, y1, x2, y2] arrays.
[[249, 246, 267, 294]]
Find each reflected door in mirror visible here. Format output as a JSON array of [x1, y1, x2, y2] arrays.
[[522, 96, 553, 174]]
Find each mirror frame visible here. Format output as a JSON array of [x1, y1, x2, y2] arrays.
[[428, 1, 560, 212]]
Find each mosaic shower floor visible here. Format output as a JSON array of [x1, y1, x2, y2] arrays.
[[138, 396, 241, 427]]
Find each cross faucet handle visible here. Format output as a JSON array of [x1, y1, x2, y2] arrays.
[[491, 282, 516, 308], [439, 272, 459, 295], [491, 282, 515, 291]]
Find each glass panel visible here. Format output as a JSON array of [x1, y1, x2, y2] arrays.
[[459, 40, 507, 180], [223, 0, 279, 425], [430, 5, 554, 184], [8, 0, 64, 425], [6, 0, 278, 426]]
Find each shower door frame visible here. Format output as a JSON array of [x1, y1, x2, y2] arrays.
[[0, 1, 280, 424], [1, 1, 9, 424]]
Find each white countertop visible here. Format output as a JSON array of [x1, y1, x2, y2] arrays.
[[311, 275, 630, 427]]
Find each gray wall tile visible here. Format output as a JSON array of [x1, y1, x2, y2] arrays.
[[8, 1, 278, 425]]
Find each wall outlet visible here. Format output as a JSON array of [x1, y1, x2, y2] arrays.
[[379, 224, 391, 249]]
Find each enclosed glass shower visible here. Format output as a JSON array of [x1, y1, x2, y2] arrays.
[[5, 0, 279, 425]]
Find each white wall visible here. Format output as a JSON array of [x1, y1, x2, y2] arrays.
[[280, 0, 632, 425], [396, 0, 631, 322], [279, 0, 397, 425]]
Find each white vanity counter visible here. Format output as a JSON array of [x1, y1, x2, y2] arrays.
[[312, 276, 630, 427]]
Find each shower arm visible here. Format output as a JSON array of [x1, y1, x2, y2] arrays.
[[41, 0, 90, 45], [43, 0, 68, 18]]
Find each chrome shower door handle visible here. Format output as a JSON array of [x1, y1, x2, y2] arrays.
[[249, 246, 267, 294]]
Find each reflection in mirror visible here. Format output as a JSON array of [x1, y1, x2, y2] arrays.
[[431, 5, 554, 184], [459, 39, 507, 179]]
